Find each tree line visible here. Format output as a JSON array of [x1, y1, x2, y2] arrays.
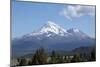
[[14, 47, 95, 66]]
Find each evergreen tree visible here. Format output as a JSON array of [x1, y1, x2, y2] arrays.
[[91, 48, 96, 61], [71, 53, 82, 62], [31, 47, 48, 65], [50, 50, 60, 63], [18, 58, 27, 66]]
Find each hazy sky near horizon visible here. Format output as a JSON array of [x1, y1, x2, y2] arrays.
[[12, 1, 95, 38]]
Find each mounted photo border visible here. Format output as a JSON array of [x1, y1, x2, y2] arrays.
[[10, 0, 96, 67]]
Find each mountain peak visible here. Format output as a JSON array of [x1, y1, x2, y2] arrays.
[[39, 21, 67, 35], [46, 21, 57, 26], [43, 21, 61, 30]]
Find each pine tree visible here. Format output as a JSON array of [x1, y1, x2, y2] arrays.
[[50, 50, 60, 63], [31, 47, 48, 65], [18, 58, 27, 66], [71, 53, 82, 62], [91, 48, 96, 61]]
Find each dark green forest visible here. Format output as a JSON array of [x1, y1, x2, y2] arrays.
[[11, 46, 96, 67]]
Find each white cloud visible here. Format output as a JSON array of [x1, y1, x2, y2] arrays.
[[60, 5, 95, 20]]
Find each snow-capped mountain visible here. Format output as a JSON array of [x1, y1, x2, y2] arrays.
[[39, 21, 67, 35], [12, 21, 95, 57], [23, 21, 89, 39], [22, 21, 90, 41], [24, 21, 68, 37]]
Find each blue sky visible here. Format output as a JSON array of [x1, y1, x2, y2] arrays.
[[12, 1, 96, 38]]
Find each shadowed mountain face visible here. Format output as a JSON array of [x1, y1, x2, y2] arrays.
[[12, 21, 95, 57]]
